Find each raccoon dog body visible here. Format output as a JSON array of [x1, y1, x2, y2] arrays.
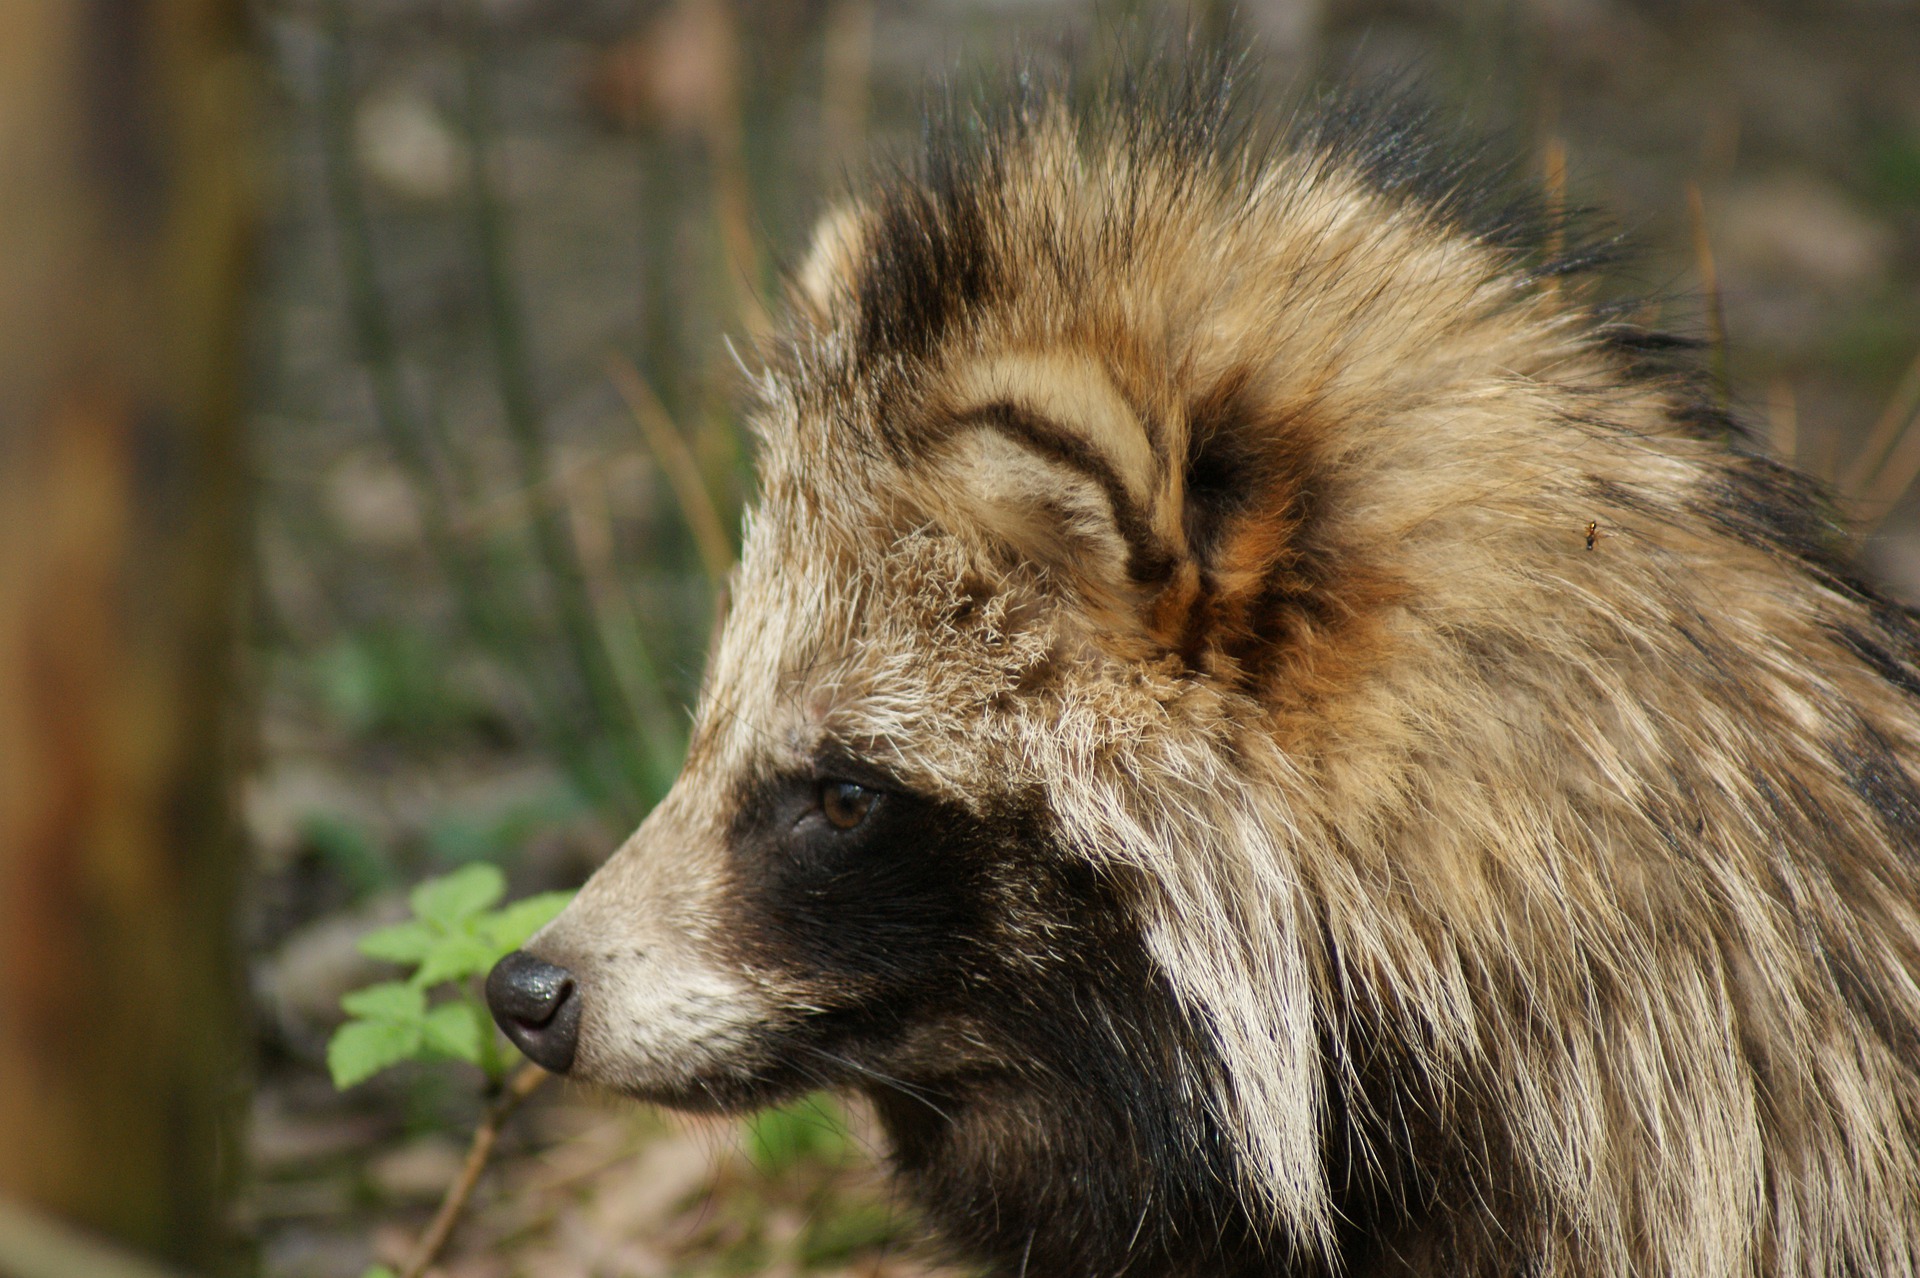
[[488, 65, 1920, 1277]]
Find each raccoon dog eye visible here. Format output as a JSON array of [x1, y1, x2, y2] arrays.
[[819, 780, 877, 830]]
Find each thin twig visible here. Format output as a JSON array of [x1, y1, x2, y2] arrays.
[[697, 0, 769, 339], [1767, 377, 1797, 464], [606, 354, 738, 587], [1541, 134, 1566, 299], [316, 0, 613, 811], [445, 447, 644, 537], [399, 1064, 549, 1278], [1855, 398, 1920, 532], [822, 0, 874, 178], [1841, 345, 1920, 502], [453, 0, 675, 807], [568, 468, 682, 740], [1686, 183, 1729, 413]]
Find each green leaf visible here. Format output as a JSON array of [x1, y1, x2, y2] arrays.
[[798, 1199, 901, 1265], [746, 1094, 850, 1171], [480, 890, 574, 952], [340, 980, 426, 1024], [357, 919, 439, 964], [297, 812, 391, 897], [328, 1017, 424, 1089], [412, 931, 499, 988], [315, 635, 381, 732], [421, 1000, 488, 1065], [409, 862, 506, 926], [362, 1266, 399, 1278]]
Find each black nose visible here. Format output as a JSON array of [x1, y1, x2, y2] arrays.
[[486, 951, 581, 1073]]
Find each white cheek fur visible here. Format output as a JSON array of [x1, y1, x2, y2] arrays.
[[572, 948, 773, 1094]]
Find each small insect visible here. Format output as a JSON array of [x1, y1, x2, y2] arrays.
[[1585, 520, 1600, 551]]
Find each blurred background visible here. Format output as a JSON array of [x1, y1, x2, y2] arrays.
[[2, 1, 1918, 1276]]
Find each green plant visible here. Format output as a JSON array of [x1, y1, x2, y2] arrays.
[[745, 1093, 853, 1173], [330, 864, 571, 1278], [328, 863, 570, 1090], [296, 810, 390, 897]]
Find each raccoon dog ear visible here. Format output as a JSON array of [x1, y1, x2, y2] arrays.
[[925, 352, 1181, 615], [792, 203, 870, 320]]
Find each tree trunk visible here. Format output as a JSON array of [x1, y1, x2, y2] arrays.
[[0, 2, 253, 1273]]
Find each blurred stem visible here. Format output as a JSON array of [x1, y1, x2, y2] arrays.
[[1841, 346, 1920, 502], [1686, 183, 1730, 414], [316, 0, 624, 814], [477, 1002, 507, 1086], [821, 0, 874, 181], [607, 355, 736, 586], [1541, 135, 1566, 301], [1767, 378, 1798, 465], [452, 0, 680, 804], [1854, 388, 1920, 531], [638, 137, 691, 421], [398, 1063, 548, 1278], [701, 0, 768, 340]]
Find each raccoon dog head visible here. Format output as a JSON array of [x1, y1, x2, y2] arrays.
[[486, 83, 1369, 1267], [482, 58, 1528, 1248], [485, 61, 1860, 1277]]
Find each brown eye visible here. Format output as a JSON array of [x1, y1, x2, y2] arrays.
[[819, 780, 877, 830]]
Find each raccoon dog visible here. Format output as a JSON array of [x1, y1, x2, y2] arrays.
[[488, 58, 1920, 1278]]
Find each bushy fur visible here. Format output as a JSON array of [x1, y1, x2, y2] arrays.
[[513, 58, 1920, 1277]]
